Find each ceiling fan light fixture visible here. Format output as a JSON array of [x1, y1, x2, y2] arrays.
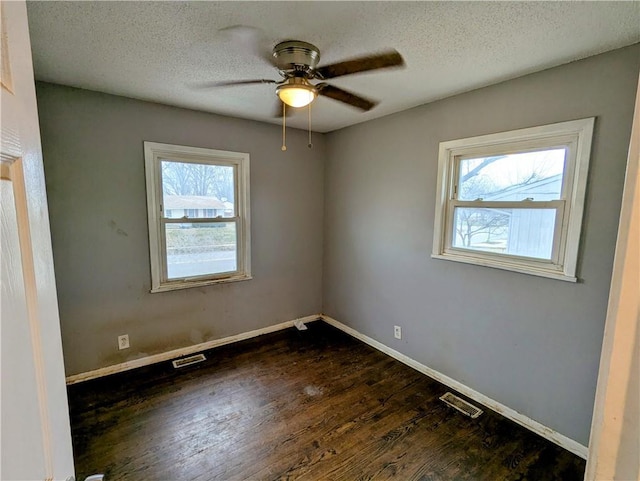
[[276, 78, 317, 108]]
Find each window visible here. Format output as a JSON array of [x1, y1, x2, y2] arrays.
[[432, 118, 594, 281], [144, 142, 251, 292]]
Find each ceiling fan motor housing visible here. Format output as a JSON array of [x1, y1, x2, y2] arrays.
[[273, 40, 320, 77]]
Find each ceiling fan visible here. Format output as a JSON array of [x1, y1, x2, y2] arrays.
[[200, 40, 405, 114]]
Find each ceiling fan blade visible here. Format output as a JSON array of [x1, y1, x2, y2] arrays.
[[218, 25, 275, 66], [193, 79, 278, 89], [317, 84, 378, 111], [315, 50, 404, 80]]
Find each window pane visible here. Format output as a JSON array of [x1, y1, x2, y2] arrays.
[[165, 222, 237, 279], [161, 160, 235, 219], [452, 207, 556, 260], [458, 149, 566, 201]]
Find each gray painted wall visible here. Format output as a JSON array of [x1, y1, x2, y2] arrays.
[[36, 83, 325, 376], [38, 44, 638, 447], [322, 45, 640, 446]]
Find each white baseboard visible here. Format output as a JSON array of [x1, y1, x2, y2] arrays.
[[65, 315, 320, 385], [321, 315, 588, 460]]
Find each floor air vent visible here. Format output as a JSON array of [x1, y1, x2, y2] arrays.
[[172, 353, 206, 369], [440, 392, 483, 418]]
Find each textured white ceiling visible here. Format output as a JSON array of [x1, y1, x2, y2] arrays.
[[27, 1, 639, 133]]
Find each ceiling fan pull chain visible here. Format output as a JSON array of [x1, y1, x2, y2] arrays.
[[281, 103, 287, 151], [308, 103, 313, 149]]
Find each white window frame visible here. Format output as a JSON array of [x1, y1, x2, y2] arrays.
[[432, 118, 595, 282], [144, 141, 251, 292]]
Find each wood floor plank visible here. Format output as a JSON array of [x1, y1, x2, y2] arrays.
[[68, 321, 585, 480]]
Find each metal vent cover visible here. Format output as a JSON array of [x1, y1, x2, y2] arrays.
[[440, 392, 483, 418], [172, 353, 206, 369]]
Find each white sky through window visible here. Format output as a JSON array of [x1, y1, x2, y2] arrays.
[[463, 149, 566, 189]]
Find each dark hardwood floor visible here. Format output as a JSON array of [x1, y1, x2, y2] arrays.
[[68, 321, 586, 480]]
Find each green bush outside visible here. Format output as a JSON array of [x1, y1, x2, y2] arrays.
[[166, 224, 236, 253]]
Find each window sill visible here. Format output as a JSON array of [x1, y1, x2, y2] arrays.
[[150, 274, 253, 293], [431, 253, 577, 282]]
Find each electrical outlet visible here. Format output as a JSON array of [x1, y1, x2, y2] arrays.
[[118, 334, 130, 350], [394, 325, 402, 339]]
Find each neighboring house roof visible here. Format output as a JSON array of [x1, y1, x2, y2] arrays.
[[164, 195, 227, 210], [483, 174, 563, 202]]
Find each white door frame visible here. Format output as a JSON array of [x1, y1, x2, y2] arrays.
[[1, 1, 75, 479], [584, 75, 640, 480]]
